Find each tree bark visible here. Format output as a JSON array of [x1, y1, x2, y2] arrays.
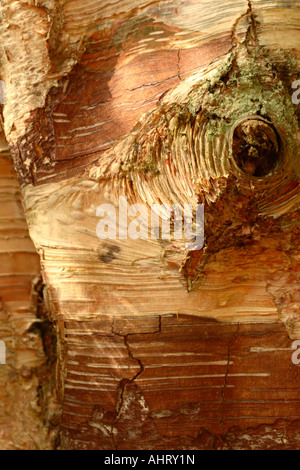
[[0, 0, 300, 450], [0, 134, 59, 449]]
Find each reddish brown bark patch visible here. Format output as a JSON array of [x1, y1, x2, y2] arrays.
[[60, 315, 300, 450]]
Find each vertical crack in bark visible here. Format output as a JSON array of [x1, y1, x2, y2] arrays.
[[110, 317, 162, 449], [30, 278, 61, 449], [231, 0, 258, 51], [246, 0, 259, 52], [218, 323, 240, 434], [218, 340, 231, 434], [177, 49, 182, 81]]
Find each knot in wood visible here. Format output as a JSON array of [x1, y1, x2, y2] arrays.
[[232, 118, 280, 177]]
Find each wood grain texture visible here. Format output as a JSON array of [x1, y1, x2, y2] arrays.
[[0, 0, 299, 450]]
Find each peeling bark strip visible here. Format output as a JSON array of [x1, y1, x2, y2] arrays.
[[0, 0, 300, 450], [0, 136, 60, 449]]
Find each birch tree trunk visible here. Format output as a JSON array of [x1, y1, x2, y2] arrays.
[[0, 0, 300, 450]]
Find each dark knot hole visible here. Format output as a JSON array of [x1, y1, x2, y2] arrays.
[[232, 118, 280, 177]]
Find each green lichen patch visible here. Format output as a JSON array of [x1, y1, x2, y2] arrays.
[[187, 47, 299, 153]]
